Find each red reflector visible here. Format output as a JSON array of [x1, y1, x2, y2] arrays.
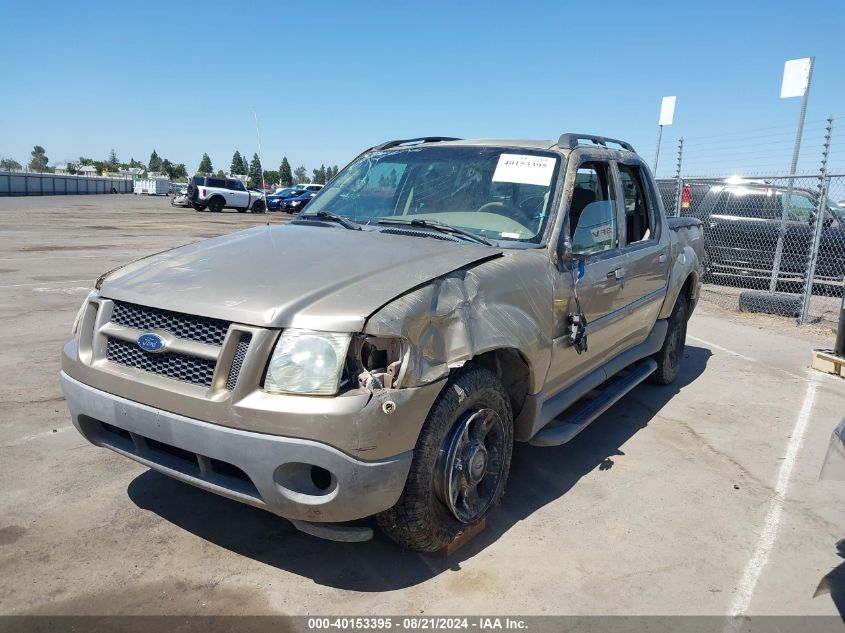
[[201, 188, 206, 197], [681, 186, 691, 209]]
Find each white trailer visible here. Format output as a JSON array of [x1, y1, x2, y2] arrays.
[[134, 179, 170, 195]]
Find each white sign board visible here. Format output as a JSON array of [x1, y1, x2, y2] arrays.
[[780, 58, 812, 98], [658, 96, 676, 126], [492, 154, 555, 187]]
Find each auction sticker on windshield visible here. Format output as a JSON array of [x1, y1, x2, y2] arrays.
[[492, 154, 556, 187]]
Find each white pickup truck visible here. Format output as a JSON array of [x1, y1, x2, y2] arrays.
[[187, 175, 266, 213]]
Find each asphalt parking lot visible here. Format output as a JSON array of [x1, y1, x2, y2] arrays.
[[1, 194, 844, 619]]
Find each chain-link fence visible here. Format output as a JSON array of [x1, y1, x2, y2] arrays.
[[656, 173, 845, 328]]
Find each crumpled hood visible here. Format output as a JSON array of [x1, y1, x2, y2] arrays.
[[99, 223, 502, 330]]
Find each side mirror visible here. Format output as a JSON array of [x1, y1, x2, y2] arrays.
[[557, 239, 574, 267]]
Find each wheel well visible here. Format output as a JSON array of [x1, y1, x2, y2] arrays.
[[467, 349, 531, 418]]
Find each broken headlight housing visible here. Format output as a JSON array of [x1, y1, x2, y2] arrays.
[[264, 329, 351, 395]]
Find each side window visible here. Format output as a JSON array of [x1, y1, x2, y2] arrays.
[[618, 165, 653, 244], [783, 192, 814, 221], [569, 162, 618, 256], [227, 180, 246, 191], [207, 178, 226, 188]]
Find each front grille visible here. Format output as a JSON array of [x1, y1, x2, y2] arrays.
[[111, 300, 230, 346], [226, 334, 252, 391], [107, 337, 216, 387]]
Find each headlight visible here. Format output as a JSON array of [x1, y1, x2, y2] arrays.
[[264, 329, 351, 395], [291, 200, 301, 206]]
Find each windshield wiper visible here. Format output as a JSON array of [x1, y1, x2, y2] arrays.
[[377, 218, 492, 246], [296, 211, 362, 231]]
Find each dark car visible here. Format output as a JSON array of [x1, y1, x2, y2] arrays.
[[657, 178, 845, 295], [280, 190, 316, 213], [266, 187, 306, 211]]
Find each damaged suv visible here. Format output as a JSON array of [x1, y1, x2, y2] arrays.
[[61, 135, 703, 552]]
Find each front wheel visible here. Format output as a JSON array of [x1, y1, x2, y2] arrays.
[[649, 293, 689, 385], [377, 366, 513, 552], [251, 199, 266, 214]]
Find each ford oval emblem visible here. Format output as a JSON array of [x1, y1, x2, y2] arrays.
[[137, 333, 167, 353]]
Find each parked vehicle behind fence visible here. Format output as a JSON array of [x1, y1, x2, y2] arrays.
[[657, 178, 845, 295]]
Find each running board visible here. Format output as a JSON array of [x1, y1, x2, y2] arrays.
[[529, 358, 658, 447]]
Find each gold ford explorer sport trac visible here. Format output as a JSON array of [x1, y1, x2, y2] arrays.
[[61, 134, 704, 551]]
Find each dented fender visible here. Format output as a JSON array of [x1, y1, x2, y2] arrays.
[[364, 249, 555, 394]]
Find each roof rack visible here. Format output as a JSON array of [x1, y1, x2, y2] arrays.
[[556, 133, 635, 153], [373, 137, 461, 151]]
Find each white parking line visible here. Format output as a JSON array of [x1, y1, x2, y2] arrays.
[[688, 335, 801, 379], [723, 372, 820, 630], [0, 279, 91, 290]]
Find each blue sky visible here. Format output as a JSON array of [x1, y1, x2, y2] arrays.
[[1, 0, 843, 178]]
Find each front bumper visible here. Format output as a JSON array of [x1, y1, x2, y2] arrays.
[[61, 372, 413, 522]]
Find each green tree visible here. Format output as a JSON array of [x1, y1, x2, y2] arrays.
[[107, 149, 119, 170], [198, 153, 213, 175], [330, 165, 339, 180], [0, 158, 22, 171], [278, 156, 293, 187], [230, 151, 245, 175], [312, 164, 327, 184], [216, 169, 226, 178], [263, 170, 280, 187], [78, 157, 95, 166], [66, 161, 80, 175], [248, 153, 263, 188], [128, 158, 145, 169], [149, 149, 163, 172], [240, 154, 249, 175], [161, 158, 174, 178], [172, 163, 188, 180], [293, 165, 309, 184], [29, 145, 48, 172]]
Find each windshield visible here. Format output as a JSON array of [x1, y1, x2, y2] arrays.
[[302, 146, 561, 243]]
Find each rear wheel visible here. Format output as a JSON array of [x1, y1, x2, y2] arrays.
[[377, 366, 513, 552], [191, 202, 206, 212], [208, 196, 225, 213], [649, 293, 689, 385]]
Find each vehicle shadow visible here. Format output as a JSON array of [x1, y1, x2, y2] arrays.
[[815, 539, 845, 620], [128, 345, 712, 591]]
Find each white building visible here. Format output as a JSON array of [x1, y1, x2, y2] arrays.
[[79, 165, 98, 177]]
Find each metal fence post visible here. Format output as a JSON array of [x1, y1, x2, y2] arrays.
[[799, 116, 834, 324], [672, 138, 684, 217]]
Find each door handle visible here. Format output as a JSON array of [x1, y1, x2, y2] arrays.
[[607, 268, 625, 281], [658, 253, 668, 264]]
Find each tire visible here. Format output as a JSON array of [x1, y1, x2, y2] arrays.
[[208, 196, 225, 213], [649, 293, 689, 385], [237, 208, 247, 213], [191, 202, 206, 212], [251, 199, 266, 214], [187, 183, 198, 201], [377, 365, 513, 552]]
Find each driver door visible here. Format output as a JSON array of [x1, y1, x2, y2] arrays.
[[545, 160, 629, 395]]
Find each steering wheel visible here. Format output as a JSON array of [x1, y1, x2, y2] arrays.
[[476, 201, 534, 230]]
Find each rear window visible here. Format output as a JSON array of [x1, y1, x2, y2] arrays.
[[713, 189, 780, 219], [191, 175, 204, 185]]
